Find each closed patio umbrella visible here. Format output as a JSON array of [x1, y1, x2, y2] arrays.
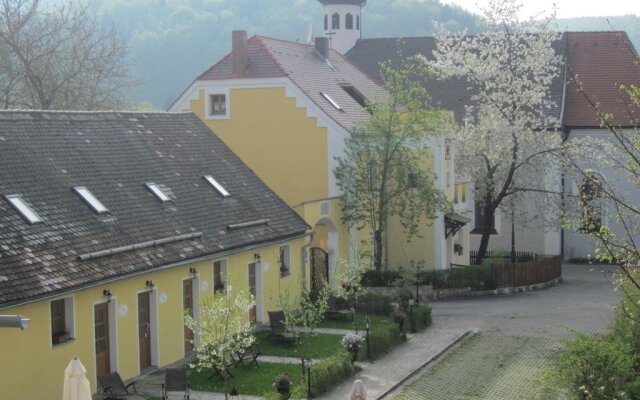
[[63, 357, 92, 400]]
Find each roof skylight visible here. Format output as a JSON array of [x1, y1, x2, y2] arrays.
[[204, 175, 230, 197], [6, 195, 42, 224], [145, 183, 171, 202], [342, 85, 369, 110], [320, 92, 343, 111], [74, 186, 108, 214]]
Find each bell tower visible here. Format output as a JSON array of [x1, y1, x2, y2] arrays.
[[318, 0, 366, 55]]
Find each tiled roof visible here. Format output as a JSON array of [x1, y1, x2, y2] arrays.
[[564, 31, 640, 128], [346, 35, 567, 125], [0, 111, 309, 308], [196, 35, 384, 131], [348, 32, 640, 129]]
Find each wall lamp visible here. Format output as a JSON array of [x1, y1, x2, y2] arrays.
[[189, 267, 198, 279], [0, 315, 30, 330], [145, 280, 155, 290], [103, 289, 113, 303], [254, 253, 261, 263]]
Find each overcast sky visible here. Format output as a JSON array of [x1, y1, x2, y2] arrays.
[[441, 0, 640, 19]]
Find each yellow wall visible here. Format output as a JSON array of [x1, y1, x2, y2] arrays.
[[188, 88, 329, 207], [0, 238, 307, 399]]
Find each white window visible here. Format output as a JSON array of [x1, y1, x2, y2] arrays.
[[51, 297, 74, 346], [145, 183, 171, 202], [320, 92, 343, 111], [74, 186, 108, 214], [6, 195, 42, 224], [209, 94, 227, 116], [279, 245, 291, 275], [213, 260, 228, 294], [204, 175, 230, 197]]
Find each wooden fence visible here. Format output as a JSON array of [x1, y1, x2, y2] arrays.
[[488, 256, 562, 289], [469, 250, 556, 265]]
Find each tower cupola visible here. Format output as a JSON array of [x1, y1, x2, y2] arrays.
[[318, 0, 366, 55]]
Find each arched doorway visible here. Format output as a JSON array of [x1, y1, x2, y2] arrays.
[[311, 218, 339, 287]]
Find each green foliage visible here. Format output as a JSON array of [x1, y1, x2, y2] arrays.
[[253, 331, 341, 359], [558, 334, 635, 400], [309, 350, 355, 396], [360, 265, 493, 290], [408, 304, 432, 333], [359, 324, 406, 361], [356, 292, 394, 315]]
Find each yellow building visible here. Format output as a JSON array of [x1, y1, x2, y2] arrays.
[[0, 111, 310, 399], [171, 31, 469, 273]]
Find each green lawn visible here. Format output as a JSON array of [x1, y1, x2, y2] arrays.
[[318, 312, 396, 330], [254, 330, 342, 358], [188, 362, 303, 397]]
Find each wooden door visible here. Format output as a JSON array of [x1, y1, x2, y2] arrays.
[[248, 262, 257, 323], [94, 303, 111, 377], [183, 279, 194, 354], [138, 292, 152, 370]]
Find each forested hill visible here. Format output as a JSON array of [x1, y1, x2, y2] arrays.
[[91, 1, 639, 109], [93, 0, 483, 108]]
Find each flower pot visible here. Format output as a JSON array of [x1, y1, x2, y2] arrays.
[[276, 382, 291, 394]]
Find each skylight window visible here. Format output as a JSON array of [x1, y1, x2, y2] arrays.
[[74, 186, 108, 214], [145, 183, 171, 202], [204, 175, 230, 197], [320, 92, 343, 111], [342, 85, 369, 110], [6, 195, 42, 224]]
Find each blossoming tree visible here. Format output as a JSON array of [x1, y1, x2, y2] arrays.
[[429, 0, 564, 262]]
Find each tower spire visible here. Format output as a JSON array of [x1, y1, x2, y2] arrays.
[[318, 0, 366, 55]]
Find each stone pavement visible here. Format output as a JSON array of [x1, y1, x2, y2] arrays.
[[386, 263, 622, 400]]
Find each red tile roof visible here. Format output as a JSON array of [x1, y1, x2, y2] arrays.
[[564, 32, 640, 128], [196, 35, 384, 131]]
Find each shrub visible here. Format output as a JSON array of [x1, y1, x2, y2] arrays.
[[408, 304, 432, 333], [558, 334, 635, 400], [361, 269, 400, 287], [309, 350, 354, 396], [356, 292, 393, 315], [359, 323, 405, 361]]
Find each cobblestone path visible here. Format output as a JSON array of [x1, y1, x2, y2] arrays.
[[390, 264, 620, 400]]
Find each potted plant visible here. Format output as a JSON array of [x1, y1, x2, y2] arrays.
[[52, 330, 70, 345], [273, 372, 292, 397], [341, 333, 365, 363]]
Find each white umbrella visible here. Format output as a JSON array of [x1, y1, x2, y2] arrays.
[[63, 357, 92, 400], [349, 380, 367, 400]]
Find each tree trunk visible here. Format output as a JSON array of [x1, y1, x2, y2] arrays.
[[475, 202, 495, 265], [373, 229, 383, 271]]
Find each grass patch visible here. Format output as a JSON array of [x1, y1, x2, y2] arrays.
[[255, 330, 342, 358], [318, 312, 396, 330], [188, 362, 303, 397]]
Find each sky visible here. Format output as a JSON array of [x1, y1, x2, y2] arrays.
[[441, 0, 640, 19]]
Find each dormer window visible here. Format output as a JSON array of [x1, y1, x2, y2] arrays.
[[6, 195, 42, 224], [332, 13, 340, 30], [209, 94, 227, 116], [320, 92, 343, 111], [204, 175, 230, 197], [341, 85, 369, 110], [346, 13, 354, 30], [145, 183, 171, 202], [74, 186, 108, 214]]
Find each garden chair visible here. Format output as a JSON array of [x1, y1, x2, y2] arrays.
[[326, 296, 354, 322], [268, 310, 287, 337], [234, 343, 261, 368], [208, 353, 235, 380], [162, 368, 190, 400], [98, 372, 144, 400]]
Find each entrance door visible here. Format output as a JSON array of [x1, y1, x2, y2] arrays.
[[138, 292, 152, 370], [248, 262, 257, 323], [183, 279, 194, 354], [94, 303, 111, 377], [310, 247, 329, 295]]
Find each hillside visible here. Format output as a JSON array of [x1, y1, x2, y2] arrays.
[[91, 1, 639, 109]]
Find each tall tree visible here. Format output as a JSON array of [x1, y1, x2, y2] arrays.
[[334, 57, 448, 271], [0, 0, 134, 110], [429, 0, 564, 263]]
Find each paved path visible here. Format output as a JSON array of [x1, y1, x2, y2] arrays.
[[386, 263, 621, 400]]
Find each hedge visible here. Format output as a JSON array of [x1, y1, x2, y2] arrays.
[[309, 349, 354, 396], [358, 323, 406, 361], [408, 304, 432, 333], [356, 292, 394, 315], [360, 266, 493, 290]]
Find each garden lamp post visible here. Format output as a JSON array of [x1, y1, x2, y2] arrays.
[[365, 315, 371, 361], [415, 262, 421, 304], [408, 299, 415, 333], [306, 357, 313, 399], [229, 387, 239, 400]]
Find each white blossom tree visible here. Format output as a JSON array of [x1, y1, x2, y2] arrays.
[[429, 0, 565, 262], [184, 285, 255, 396]]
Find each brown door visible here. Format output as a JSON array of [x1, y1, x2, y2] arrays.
[[183, 279, 194, 354], [248, 262, 257, 323], [138, 292, 152, 370], [94, 302, 111, 377]]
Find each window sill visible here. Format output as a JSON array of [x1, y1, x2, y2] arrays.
[[52, 338, 76, 348], [280, 271, 291, 278]]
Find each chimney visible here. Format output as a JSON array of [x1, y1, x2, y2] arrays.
[[232, 30, 248, 75], [315, 36, 330, 59]]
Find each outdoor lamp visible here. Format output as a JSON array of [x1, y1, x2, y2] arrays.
[[103, 289, 113, 303], [189, 267, 198, 279], [145, 280, 155, 290], [254, 253, 261, 263], [306, 357, 313, 399], [229, 386, 239, 400], [0, 315, 30, 330]]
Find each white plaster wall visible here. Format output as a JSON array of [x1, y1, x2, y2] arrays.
[[321, 4, 362, 54]]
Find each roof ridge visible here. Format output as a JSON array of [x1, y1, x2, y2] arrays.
[[255, 34, 316, 49], [0, 109, 193, 114]]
